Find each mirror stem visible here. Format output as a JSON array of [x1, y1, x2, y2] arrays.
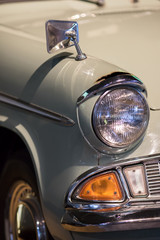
[[65, 30, 87, 61]]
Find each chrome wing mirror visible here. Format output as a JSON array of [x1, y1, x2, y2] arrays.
[[46, 20, 87, 61]]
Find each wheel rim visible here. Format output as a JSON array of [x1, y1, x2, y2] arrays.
[[5, 181, 47, 240]]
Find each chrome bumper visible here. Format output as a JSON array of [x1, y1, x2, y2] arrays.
[[62, 205, 160, 232]]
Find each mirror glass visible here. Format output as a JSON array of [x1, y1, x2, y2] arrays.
[[46, 20, 79, 53]]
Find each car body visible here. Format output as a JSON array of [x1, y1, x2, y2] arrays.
[[0, 0, 160, 239]]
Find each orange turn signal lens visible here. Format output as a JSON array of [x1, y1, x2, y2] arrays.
[[78, 172, 123, 201]]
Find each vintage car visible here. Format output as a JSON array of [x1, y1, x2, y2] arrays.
[[0, 0, 160, 239]]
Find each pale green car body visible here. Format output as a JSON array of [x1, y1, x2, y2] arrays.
[[0, 0, 160, 239]]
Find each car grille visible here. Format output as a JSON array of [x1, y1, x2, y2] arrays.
[[145, 161, 160, 196]]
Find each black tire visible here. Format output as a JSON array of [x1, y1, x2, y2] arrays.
[[0, 151, 49, 240]]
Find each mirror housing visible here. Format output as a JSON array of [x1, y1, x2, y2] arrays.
[[46, 20, 86, 61]]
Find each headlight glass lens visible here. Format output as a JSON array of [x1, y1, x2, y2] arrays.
[[92, 87, 149, 148]]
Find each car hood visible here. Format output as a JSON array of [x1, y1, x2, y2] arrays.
[[0, 0, 160, 109]]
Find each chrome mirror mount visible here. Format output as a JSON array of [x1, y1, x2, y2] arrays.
[[46, 20, 87, 61]]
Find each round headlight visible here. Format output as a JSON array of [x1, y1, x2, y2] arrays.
[[92, 87, 149, 148]]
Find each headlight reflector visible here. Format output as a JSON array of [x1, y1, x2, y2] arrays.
[[92, 87, 149, 148]]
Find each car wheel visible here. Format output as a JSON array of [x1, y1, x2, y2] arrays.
[[0, 151, 49, 240]]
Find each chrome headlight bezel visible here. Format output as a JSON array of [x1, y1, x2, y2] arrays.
[[92, 86, 150, 150]]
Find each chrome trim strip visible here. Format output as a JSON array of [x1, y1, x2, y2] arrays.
[[0, 92, 75, 126], [62, 154, 160, 232], [77, 72, 147, 105]]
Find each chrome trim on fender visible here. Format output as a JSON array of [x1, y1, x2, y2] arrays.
[[62, 154, 160, 232], [77, 72, 147, 105], [0, 92, 75, 126]]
